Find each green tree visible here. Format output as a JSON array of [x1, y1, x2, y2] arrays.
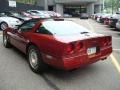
[[104, 0, 120, 13]]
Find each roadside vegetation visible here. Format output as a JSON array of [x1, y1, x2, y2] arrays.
[[104, 0, 120, 13]]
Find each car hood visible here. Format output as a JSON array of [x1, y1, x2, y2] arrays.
[[0, 16, 20, 22], [54, 33, 104, 43]]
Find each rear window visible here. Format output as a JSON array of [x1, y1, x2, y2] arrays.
[[41, 21, 91, 35]]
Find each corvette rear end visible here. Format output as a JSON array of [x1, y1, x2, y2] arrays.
[[42, 33, 112, 70]]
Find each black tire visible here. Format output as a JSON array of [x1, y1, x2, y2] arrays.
[[27, 45, 46, 73], [3, 32, 12, 48], [0, 22, 8, 30]]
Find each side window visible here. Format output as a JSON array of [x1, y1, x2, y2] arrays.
[[36, 25, 52, 35], [19, 20, 37, 32]]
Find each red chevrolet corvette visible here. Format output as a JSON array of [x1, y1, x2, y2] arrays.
[[3, 19, 112, 73]]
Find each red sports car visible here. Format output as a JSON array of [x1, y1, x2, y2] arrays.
[[3, 19, 112, 73]]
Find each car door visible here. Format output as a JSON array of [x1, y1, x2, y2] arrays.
[[10, 19, 38, 53]]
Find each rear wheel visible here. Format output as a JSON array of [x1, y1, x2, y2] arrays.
[[0, 22, 8, 30], [27, 45, 46, 73]]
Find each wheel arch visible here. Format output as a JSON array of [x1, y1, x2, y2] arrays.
[[0, 21, 8, 25], [26, 42, 40, 54]]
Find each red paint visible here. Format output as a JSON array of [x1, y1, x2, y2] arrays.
[[4, 19, 112, 70]]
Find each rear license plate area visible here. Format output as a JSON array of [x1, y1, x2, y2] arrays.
[[87, 47, 96, 55]]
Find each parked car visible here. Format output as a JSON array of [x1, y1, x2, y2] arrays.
[[103, 14, 112, 25], [3, 18, 112, 73], [99, 14, 112, 23], [27, 10, 51, 18], [0, 16, 22, 30], [63, 13, 72, 18], [108, 13, 120, 28], [21, 11, 38, 19], [91, 14, 97, 19], [94, 13, 103, 20], [116, 19, 120, 30], [0, 11, 31, 22], [55, 12, 62, 18], [45, 11, 62, 18], [92, 13, 109, 23], [46, 11, 56, 18], [80, 13, 89, 19], [10, 12, 31, 21]]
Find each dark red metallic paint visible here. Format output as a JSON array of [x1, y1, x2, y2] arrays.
[[4, 19, 112, 70]]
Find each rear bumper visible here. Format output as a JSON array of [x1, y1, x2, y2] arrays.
[[42, 47, 112, 70], [62, 47, 112, 70]]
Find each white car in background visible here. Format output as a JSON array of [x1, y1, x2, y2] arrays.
[[63, 13, 72, 18], [47, 11, 62, 18], [27, 10, 51, 18], [0, 16, 22, 30], [116, 19, 120, 30], [55, 12, 62, 18], [96, 13, 105, 22]]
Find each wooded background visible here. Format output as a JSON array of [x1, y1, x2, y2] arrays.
[[104, 0, 120, 13]]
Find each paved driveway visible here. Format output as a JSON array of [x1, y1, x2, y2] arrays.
[[0, 18, 120, 90]]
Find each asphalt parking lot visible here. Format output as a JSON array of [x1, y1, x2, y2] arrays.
[[0, 18, 120, 90]]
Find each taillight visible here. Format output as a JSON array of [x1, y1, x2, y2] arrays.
[[65, 42, 83, 55], [75, 42, 83, 51], [66, 44, 74, 54]]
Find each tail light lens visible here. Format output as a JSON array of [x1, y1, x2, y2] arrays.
[[66, 44, 74, 54], [76, 42, 83, 51], [65, 42, 83, 55]]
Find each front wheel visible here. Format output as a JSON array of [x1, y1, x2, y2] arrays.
[[0, 22, 8, 30], [27, 45, 46, 73], [3, 32, 11, 48]]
